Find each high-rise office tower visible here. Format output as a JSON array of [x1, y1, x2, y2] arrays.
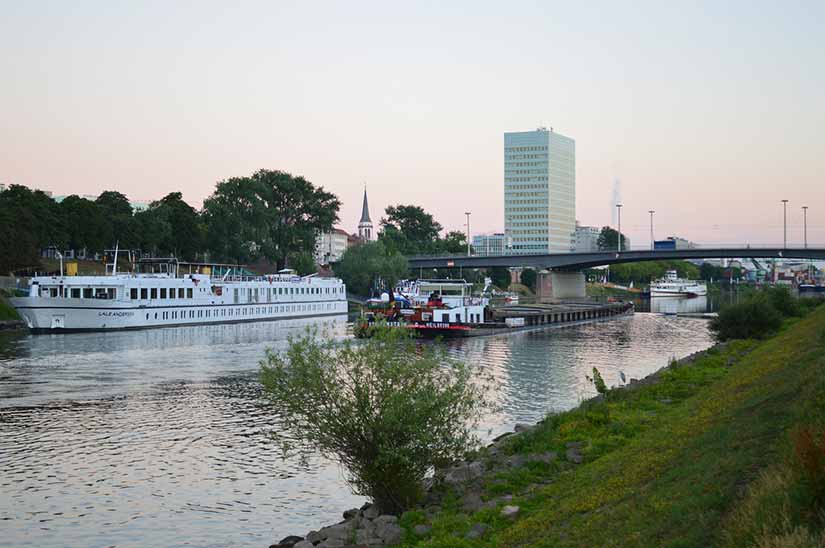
[[504, 127, 575, 253]]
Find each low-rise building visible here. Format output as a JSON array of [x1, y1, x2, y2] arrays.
[[472, 233, 505, 256], [572, 222, 601, 253], [314, 228, 351, 264]]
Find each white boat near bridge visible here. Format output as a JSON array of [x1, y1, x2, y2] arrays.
[[9, 258, 347, 333], [649, 270, 707, 297]]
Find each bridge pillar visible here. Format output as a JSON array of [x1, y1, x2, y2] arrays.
[[536, 270, 586, 302]]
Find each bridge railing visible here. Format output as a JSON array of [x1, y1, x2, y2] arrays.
[[409, 243, 825, 260]]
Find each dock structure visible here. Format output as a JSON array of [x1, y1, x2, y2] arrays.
[[492, 301, 632, 327]]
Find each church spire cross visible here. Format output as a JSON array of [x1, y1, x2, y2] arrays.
[[359, 187, 371, 223]]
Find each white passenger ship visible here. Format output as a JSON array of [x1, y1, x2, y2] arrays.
[[9, 258, 347, 332], [650, 270, 707, 297]]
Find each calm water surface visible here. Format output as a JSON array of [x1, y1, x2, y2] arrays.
[[0, 312, 712, 547]]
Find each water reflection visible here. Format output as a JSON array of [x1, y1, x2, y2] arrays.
[[650, 295, 708, 314], [445, 315, 713, 436], [0, 314, 712, 548]]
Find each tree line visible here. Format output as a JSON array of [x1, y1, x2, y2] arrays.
[[0, 169, 472, 286], [0, 169, 339, 274]]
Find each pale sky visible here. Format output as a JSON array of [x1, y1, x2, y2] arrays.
[[2, 1, 823, 247]]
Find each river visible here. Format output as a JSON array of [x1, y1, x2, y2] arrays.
[[0, 310, 713, 548]]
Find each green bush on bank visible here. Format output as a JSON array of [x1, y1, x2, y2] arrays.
[[260, 324, 492, 514], [710, 286, 821, 342], [0, 297, 20, 321]]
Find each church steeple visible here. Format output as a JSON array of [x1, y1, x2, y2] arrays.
[[357, 187, 374, 241], [359, 188, 371, 224]]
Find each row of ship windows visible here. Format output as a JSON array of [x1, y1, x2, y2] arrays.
[[146, 303, 340, 321], [130, 286, 341, 300], [40, 285, 343, 300]]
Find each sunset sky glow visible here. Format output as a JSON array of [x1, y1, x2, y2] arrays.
[[2, 1, 823, 247]]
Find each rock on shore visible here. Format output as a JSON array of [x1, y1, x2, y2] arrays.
[[271, 504, 403, 548]]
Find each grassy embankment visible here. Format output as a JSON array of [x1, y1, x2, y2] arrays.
[[398, 306, 825, 547]]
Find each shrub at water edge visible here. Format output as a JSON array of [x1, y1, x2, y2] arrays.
[[709, 286, 822, 342], [709, 298, 783, 341], [260, 324, 491, 514]]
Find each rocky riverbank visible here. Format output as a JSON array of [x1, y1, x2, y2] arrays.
[[268, 342, 724, 548]]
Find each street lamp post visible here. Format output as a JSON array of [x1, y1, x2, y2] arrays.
[[802, 206, 808, 248], [616, 204, 623, 252], [781, 200, 789, 248], [464, 212, 471, 257], [648, 210, 655, 250]]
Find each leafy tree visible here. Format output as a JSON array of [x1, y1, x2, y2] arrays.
[[699, 262, 724, 282], [204, 170, 340, 269], [60, 195, 108, 252], [95, 190, 133, 217], [488, 267, 511, 290], [1, 185, 64, 248], [379, 205, 442, 255], [597, 226, 628, 251], [520, 268, 538, 291], [287, 250, 317, 276], [260, 325, 490, 513], [0, 202, 39, 273], [439, 230, 469, 254], [150, 192, 203, 260], [133, 206, 172, 257], [0, 185, 63, 272], [96, 191, 137, 248], [334, 241, 408, 296], [202, 179, 255, 264]]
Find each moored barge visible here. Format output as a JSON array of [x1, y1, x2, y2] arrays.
[[357, 279, 633, 338]]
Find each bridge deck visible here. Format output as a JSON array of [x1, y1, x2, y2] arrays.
[[408, 247, 825, 270]]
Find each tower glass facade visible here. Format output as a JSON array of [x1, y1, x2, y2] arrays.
[[504, 128, 575, 254]]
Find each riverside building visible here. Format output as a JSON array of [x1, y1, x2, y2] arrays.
[[504, 127, 575, 254], [471, 233, 505, 255], [573, 222, 601, 253]]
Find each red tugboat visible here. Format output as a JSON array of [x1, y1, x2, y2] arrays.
[[356, 279, 489, 337]]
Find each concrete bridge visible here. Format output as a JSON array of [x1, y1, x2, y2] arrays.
[[408, 247, 825, 300]]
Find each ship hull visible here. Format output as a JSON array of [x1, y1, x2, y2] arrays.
[[10, 298, 348, 333], [650, 288, 708, 297]]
